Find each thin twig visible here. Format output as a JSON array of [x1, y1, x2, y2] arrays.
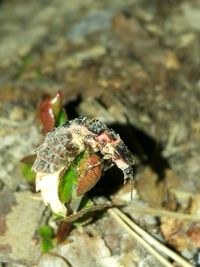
[[111, 208, 193, 267], [109, 209, 173, 267], [128, 206, 200, 222]]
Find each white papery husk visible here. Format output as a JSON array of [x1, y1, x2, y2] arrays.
[[36, 169, 67, 217]]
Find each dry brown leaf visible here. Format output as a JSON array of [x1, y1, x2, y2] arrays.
[[137, 167, 164, 208], [187, 224, 200, 248], [160, 217, 188, 252]]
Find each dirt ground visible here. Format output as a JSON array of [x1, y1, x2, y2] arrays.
[[0, 0, 200, 266]]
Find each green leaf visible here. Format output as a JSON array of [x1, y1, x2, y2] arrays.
[[38, 225, 55, 253], [20, 155, 36, 184], [72, 197, 94, 224], [56, 109, 67, 127], [21, 163, 35, 184], [58, 164, 78, 204], [58, 151, 86, 204], [51, 92, 63, 120], [78, 196, 94, 210]]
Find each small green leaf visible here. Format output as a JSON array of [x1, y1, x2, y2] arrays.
[[58, 151, 86, 204], [72, 197, 94, 224], [56, 109, 67, 127], [20, 155, 36, 184], [79, 196, 94, 210], [58, 164, 78, 204], [21, 163, 35, 184], [51, 92, 63, 120], [38, 225, 55, 253]]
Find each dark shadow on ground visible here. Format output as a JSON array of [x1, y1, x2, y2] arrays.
[[89, 122, 170, 198], [110, 123, 170, 180], [65, 94, 82, 119]]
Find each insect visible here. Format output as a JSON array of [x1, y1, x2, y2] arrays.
[[32, 117, 135, 196]]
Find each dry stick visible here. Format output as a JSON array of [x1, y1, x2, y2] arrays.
[[130, 206, 200, 222], [31, 194, 200, 222], [109, 209, 173, 267], [111, 208, 194, 267]]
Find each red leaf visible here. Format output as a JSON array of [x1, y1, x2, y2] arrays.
[[77, 153, 102, 196], [38, 96, 55, 134]]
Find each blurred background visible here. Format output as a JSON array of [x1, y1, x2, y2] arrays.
[[0, 0, 200, 266]]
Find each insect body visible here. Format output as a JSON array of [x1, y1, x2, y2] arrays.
[[33, 117, 134, 196]]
